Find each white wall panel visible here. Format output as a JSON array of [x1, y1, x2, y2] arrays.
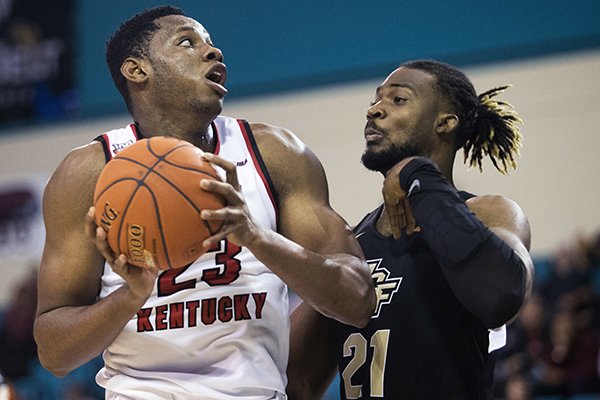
[[0, 50, 598, 305]]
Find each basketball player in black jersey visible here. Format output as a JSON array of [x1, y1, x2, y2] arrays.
[[287, 60, 534, 399]]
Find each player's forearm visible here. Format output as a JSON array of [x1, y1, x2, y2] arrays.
[[34, 286, 145, 377], [287, 303, 339, 400], [247, 228, 375, 327], [400, 158, 527, 328]]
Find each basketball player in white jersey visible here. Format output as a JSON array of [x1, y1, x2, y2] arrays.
[[34, 6, 375, 400]]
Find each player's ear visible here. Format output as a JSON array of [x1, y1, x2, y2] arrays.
[[435, 113, 459, 135], [121, 58, 149, 84]]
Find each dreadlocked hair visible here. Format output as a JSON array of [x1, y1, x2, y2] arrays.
[[467, 86, 523, 174], [105, 6, 185, 114], [400, 60, 523, 174]]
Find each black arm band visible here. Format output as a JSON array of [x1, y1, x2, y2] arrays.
[[399, 158, 526, 327], [399, 158, 490, 266]]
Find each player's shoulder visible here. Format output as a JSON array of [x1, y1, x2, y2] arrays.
[[247, 121, 326, 195], [466, 193, 530, 236], [466, 194, 524, 215], [247, 121, 319, 170], [59, 141, 105, 176], [248, 121, 305, 153], [46, 140, 106, 196]]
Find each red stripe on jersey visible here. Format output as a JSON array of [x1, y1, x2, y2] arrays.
[[237, 120, 278, 220], [212, 121, 221, 155], [102, 132, 114, 160], [130, 123, 141, 139]]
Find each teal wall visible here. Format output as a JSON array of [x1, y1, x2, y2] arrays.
[[58, 0, 600, 117]]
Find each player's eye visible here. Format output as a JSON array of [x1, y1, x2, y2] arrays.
[[393, 97, 407, 104], [179, 38, 193, 47]]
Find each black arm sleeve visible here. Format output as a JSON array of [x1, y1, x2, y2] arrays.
[[399, 157, 527, 328]]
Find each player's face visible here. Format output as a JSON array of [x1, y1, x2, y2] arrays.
[[361, 67, 440, 173], [146, 15, 227, 116]]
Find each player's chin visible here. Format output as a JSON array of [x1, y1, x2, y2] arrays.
[[197, 97, 223, 116], [361, 148, 389, 174]]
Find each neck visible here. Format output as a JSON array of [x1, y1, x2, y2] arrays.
[[435, 158, 455, 185], [135, 115, 217, 152], [429, 150, 456, 186]]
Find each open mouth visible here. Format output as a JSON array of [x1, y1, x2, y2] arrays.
[[205, 64, 228, 96], [206, 64, 226, 84], [207, 71, 224, 85]]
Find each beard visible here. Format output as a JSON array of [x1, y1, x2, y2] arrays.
[[361, 142, 422, 174]]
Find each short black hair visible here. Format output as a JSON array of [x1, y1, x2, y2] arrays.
[[402, 60, 523, 173], [105, 5, 185, 113]]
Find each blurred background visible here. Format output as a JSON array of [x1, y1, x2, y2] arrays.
[[0, 1, 599, 399]]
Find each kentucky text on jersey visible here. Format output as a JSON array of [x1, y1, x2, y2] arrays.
[[136, 292, 268, 331]]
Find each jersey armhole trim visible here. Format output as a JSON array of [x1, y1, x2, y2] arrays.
[[237, 119, 279, 228]]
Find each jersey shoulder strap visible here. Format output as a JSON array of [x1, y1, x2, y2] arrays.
[[94, 123, 143, 163]]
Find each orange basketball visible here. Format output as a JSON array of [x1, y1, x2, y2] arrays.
[[93, 136, 225, 270]]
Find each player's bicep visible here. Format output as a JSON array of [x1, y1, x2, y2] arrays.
[[467, 195, 534, 297], [38, 225, 103, 313], [252, 123, 359, 255], [37, 148, 105, 316], [276, 149, 362, 257]]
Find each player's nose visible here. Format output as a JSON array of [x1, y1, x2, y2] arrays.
[[367, 103, 385, 120], [204, 45, 223, 63]]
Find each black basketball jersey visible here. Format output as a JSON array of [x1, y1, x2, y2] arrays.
[[331, 192, 497, 400]]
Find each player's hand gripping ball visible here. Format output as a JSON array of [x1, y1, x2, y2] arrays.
[[93, 136, 225, 270]]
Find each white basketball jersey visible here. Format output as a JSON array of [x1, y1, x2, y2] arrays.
[[94, 116, 289, 400]]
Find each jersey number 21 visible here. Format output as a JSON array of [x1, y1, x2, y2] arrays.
[[342, 329, 391, 398]]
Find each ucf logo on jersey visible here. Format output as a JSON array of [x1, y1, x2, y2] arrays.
[[368, 258, 402, 318]]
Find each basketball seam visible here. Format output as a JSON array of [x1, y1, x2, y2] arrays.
[[114, 155, 224, 235], [112, 164, 176, 270], [145, 140, 225, 240], [151, 141, 225, 254], [97, 138, 225, 270], [146, 140, 221, 180]]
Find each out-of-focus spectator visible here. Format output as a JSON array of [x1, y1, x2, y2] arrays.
[[0, 370, 19, 400], [0, 268, 103, 399], [541, 236, 595, 315], [537, 310, 600, 395], [495, 228, 600, 399], [504, 374, 532, 400], [0, 269, 37, 381], [494, 291, 550, 397]]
